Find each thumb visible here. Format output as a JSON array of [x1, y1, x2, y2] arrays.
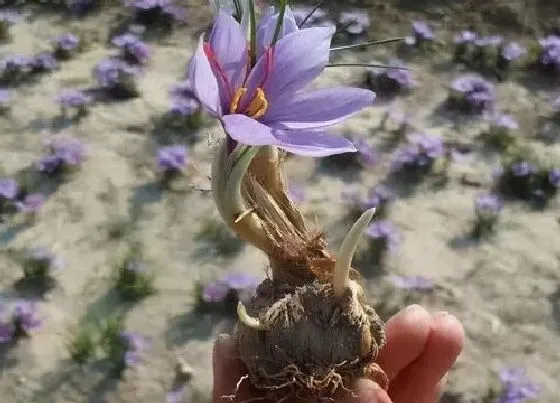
[[342, 379, 393, 403]]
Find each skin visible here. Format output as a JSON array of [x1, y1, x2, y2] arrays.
[[212, 304, 465, 403]]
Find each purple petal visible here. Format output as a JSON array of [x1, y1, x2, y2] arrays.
[[245, 26, 335, 106], [256, 6, 299, 57], [208, 11, 248, 93], [273, 130, 357, 157], [188, 36, 222, 117], [221, 114, 278, 146], [265, 87, 375, 129]]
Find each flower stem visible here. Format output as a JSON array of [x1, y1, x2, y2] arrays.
[[330, 37, 404, 52], [325, 63, 409, 70], [298, 0, 325, 28], [248, 0, 257, 66], [270, 0, 287, 47]]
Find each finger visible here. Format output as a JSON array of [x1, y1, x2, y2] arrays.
[[376, 304, 432, 381], [388, 312, 465, 403], [341, 379, 393, 403], [211, 334, 252, 402]]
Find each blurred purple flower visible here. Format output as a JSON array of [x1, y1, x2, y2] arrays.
[[287, 183, 305, 203], [25, 246, 64, 272], [474, 35, 503, 48], [500, 42, 526, 62], [0, 54, 35, 77], [537, 35, 560, 72], [365, 220, 400, 252], [120, 331, 146, 367], [166, 387, 186, 403], [156, 145, 187, 172], [0, 10, 21, 25], [55, 89, 93, 110], [37, 136, 86, 174], [489, 113, 519, 131], [33, 51, 58, 72], [338, 10, 370, 35], [12, 301, 41, 334], [222, 272, 260, 291], [0, 178, 18, 200], [15, 193, 45, 214], [450, 75, 495, 113], [548, 168, 560, 187], [510, 161, 535, 177], [202, 280, 230, 303], [124, 0, 186, 21], [111, 33, 151, 65], [93, 57, 141, 88], [0, 88, 12, 107], [391, 132, 444, 172], [53, 33, 80, 52], [453, 30, 477, 44], [474, 193, 503, 217], [363, 184, 395, 210], [0, 320, 15, 343], [498, 367, 540, 403], [354, 138, 378, 166], [391, 275, 434, 291], [169, 80, 200, 116], [369, 60, 415, 92], [405, 21, 435, 46]]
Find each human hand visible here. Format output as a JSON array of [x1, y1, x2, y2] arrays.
[[212, 304, 465, 403]]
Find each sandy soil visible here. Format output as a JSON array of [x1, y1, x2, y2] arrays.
[[0, 0, 559, 402]]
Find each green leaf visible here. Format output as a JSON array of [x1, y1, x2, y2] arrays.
[[270, 0, 287, 47], [248, 0, 257, 66]]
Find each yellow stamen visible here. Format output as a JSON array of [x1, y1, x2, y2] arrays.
[[229, 87, 247, 114], [244, 88, 268, 119], [228, 87, 269, 119]]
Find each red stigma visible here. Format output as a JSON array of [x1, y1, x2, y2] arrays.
[[203, 42, 232, 101]]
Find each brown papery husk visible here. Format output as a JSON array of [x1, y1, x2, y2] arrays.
[[231, 147, 388, 402]]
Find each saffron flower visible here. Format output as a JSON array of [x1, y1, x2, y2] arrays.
[[156, 145, 187, 173], [168, 80, 202, 120], [404, 21, 435, 47], [449, 75, 495, 114], [484, 113, 519, 149], [125, 0, 186, 25], [199, 272, 260, 308], [366, 59, 415, 95], [473, 193, 503, 238], [120, 331, 146, 368], [362, 184, 394, 217], [0, 88, 12, 112], [188, 8, 375, 157], [390, 275, 434, 291], [93, 57, 141, 98], [11, 300, 41, 338], [15, 193, 45, 214], [364, 220, 400, 264], [338, 10, 370, 36], [202, 280, 230, 303], [537, 35, 560, 74], [53, 33, 80, 60], [0, 177, 17, 200], [32, 51, 58, 73], [0, 10, 20, 41], [111, 33, 151, 65], [55, 89, 93, 117], [390, 132, 444, 178], [497, 368, 540, 403], [36, 136, 86, 175], [0, 54, 35, 83], [498, 42, 526, 70], [453, 30, 477, 61]]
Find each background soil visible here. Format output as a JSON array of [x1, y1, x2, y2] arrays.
[[0, 0, 559, 402]]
